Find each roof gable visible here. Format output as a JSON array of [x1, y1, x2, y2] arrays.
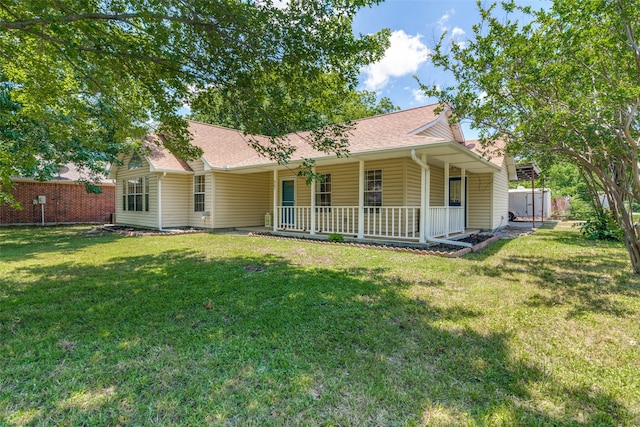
[[125, 104, 501, 173]]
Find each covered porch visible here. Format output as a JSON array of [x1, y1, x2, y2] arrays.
[[270, 145, 500, 244], [274, 205, 465, 242]]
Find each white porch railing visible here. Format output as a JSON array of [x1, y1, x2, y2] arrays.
[[449, 207, 465, 235], [362, 206, 420, 239], [315, 207, 359, 235], [427, 206, 465, 237], [276, 205, 464, 240], [428, 207, 447, 237], [278, 206, 311, 232]]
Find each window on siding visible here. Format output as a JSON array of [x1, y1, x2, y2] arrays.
[[144, 176, 150, 211], [127, 177, 144, 211], [128, 153, 142, 169], [315, 174, 331, 212], [194, 175, 205, 212], [122, 181, 127, 211], [364, 169, 382, 212]]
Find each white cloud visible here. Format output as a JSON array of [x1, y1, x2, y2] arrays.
[[451, 27, 465, 39], [437, 9, 455, 31], [362, 30, 430, 91], [411, 88, 428, 103]]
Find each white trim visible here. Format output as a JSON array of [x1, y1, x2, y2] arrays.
[[272, 170, 278, 232], [358, 161, 364, 239], [444, 162, 450, 237], [280, 177, 296, 206], [310, 167, 316, 235], [461, 168, 466, 228], [409, 106, 449, 135]]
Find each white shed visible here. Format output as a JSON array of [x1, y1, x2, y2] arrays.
[[508, 187, 551, 220]]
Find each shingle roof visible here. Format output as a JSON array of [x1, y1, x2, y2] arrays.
[[464, 139, 506, 166], [143, 104, 501, 172], [14, 163, 114, 184], [145, 137, 193, 172]]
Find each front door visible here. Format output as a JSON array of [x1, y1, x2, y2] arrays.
[[281, 180, 295, 226], [449, 177, 467, 227]]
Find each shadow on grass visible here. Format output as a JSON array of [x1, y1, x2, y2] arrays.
[[469, 229, 639, 318], [0, 225, 122, 262], [0, 247, 631, 426]]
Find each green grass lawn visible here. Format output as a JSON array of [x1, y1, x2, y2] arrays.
[[1, 224, 639, 426]]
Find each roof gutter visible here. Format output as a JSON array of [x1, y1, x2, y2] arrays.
[[410, 149, 473, 249]]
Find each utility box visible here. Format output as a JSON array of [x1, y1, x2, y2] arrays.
[[509, 188, 551, 220]]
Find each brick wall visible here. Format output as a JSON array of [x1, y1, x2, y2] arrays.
[[0, 181, 116, 225]]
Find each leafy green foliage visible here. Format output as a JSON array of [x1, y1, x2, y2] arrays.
[[568, 197, 595, 221], [423, 0, 640, 272], [190, 87, 399, 135], [328, 233, 344, 243], [0, 1, 388, 204], [577, 210, 624, 242]]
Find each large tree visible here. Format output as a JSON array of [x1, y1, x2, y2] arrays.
[[189, 83, 399, 135], [423, 0, 640, 273], [0, 0, 388, 204]]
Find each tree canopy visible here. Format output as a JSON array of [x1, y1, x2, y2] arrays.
[[0, 0, 388, 204], [189, 84, 399, 135], [423, 0, 640, 272]]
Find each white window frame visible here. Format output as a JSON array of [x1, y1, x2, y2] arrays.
[[364, 169, 382, 212], [194, 175, 205, 212]]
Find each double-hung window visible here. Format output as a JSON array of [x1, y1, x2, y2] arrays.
[[122, 176, 149, 212], [315, 174, 331, 212], [127, 177, 144, 211], [364, 169, 382, 212], [194, 175, 205, 212]]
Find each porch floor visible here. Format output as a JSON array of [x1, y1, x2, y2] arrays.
[[234, 226, 482, 248]]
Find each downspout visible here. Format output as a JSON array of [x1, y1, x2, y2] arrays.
[[158, 172, 165, 231], [410, 150, 472, 248]]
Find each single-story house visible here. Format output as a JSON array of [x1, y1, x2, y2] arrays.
[[1, 165, 116, 226], [111, 104, 517, 245]]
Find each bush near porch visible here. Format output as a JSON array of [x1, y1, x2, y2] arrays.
[[0, 224, 638, 426]]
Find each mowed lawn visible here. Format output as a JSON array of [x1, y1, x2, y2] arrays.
[[1, 224, 639, 426]]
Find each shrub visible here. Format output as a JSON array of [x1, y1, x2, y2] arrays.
[[567, 197, 594, 220], [577, 210, 623, 242], [328, 233, 344, 243]]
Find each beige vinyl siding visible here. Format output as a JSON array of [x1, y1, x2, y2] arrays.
[[316, 163, 359, 206], [186, 159, 206, 173], [214, 172, 271, 228], [492, 165, 509, 229], [417, 117, 456, 141], [405, 160, 422, 206], [364, 159, 405, 206], [160, 175, 190, 228], [466, 173, 493, 230], [429, 166, 445, 206], [115, 153, 158, 228], [276, 159, 420, 209], [187, 173, 214, 228]]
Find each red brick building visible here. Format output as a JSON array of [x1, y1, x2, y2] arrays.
[[0, 166, 115, 226]]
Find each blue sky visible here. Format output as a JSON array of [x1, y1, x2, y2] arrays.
[[352, 0, 544, 137], [353, 0, 544, 108]]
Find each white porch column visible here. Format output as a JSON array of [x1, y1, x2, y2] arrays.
[[310, 166, 316, 235], [157, 173, 163, 231], [419, 155, 427, 243], [273, 169, 278, 232], [423, 154, 431, 239], [444, 162, 450, 237], [461, 168, 466, 229], [358, 160, 364, 239]]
